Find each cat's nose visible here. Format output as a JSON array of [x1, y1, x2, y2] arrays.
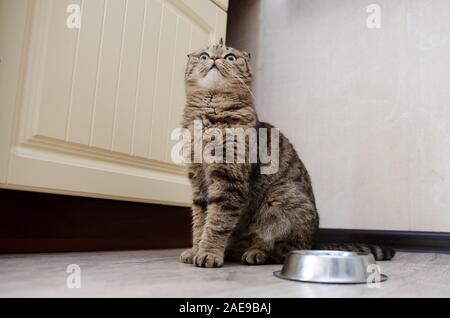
[[211, 56, 220, 61]]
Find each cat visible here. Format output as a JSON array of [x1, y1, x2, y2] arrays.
[[180, 41, 395, 268]]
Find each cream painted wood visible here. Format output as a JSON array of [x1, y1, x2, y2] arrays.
[[1, 0, 227, 205], [212, 0, 229, 11], [0, 0, 29, 183]]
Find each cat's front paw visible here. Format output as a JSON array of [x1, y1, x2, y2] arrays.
[[180, 248, 197, 264], [194, 251, 224, 268]]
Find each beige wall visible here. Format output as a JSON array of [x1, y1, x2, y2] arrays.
[[228, 0, 450, 232]]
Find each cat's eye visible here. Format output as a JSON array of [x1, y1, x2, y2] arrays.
[[225, 54, 237, 62], [199, 53, 210, 61]]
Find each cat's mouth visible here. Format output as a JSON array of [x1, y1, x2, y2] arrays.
[[208, 63, 223, 76]]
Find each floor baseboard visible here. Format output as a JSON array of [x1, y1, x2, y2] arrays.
[[317, 228, 450, 253], [1, 189, 449, 254], [0, 189, 192, 253]]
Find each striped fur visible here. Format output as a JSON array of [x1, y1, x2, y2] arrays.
[[180, 43, 395, 268]]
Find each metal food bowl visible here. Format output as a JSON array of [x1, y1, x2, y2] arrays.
[[274, 250, 388, 284]]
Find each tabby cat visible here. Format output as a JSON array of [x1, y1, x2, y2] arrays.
[[180, 42, 395, 268]]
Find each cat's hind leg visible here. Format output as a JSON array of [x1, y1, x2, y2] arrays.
[[242, 183, 318, 265]]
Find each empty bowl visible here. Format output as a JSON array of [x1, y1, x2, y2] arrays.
[[274, 250, 388, 284]]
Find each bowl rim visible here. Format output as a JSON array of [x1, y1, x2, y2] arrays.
[[273, 271, 388, 284], [288, 250, 372, 257]]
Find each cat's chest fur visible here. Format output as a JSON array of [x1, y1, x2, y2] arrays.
[[184, 93, 256, 129]]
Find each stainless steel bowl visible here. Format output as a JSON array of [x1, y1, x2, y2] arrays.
[[274, 250, 388, 284]]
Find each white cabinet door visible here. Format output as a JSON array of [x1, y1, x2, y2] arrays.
[[0, 0, 227, 206]]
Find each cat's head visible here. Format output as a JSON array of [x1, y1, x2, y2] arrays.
[[185, 41, 252, 93]]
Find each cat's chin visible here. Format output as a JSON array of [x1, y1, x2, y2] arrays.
[[198, 68, 226, 91]]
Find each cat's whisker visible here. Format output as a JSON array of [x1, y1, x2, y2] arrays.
[[229, 69, 257, 101]]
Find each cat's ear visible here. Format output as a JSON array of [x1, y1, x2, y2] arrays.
[[243, 51, 251, 60]]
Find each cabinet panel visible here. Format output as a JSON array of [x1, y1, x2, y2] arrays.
[[2, 0, 227, 205]]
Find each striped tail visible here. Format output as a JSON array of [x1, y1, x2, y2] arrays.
[[314, 243, 396, 261]]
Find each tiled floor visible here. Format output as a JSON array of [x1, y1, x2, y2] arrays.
[[0, 249, 449, 297]]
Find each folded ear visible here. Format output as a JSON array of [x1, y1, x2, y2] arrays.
[[243, 51, 251, 60]]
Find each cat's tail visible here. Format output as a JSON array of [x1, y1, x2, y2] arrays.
[[313, 243, 396, 261]]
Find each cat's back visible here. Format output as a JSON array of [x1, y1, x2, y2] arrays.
[[256, 121, 314, 197], [257, 121, 307, 174]]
